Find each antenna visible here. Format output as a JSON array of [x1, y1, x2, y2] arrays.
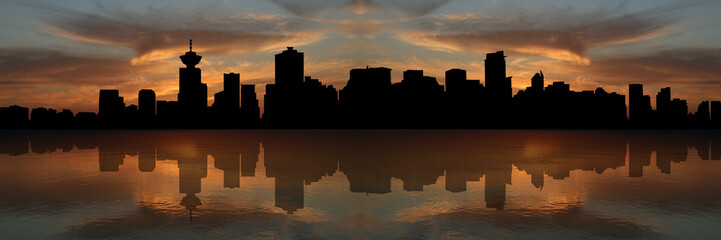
[[189, 39, 193, 52]]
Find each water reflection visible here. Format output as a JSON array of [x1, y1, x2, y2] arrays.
[[1, 130, 721, 238]]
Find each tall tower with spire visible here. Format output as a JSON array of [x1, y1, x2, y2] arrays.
[[178, 39, 208, 115]]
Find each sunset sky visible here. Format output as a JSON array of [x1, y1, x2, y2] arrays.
[[1, 0, 720, 113]]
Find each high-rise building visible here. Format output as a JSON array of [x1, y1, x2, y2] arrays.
[[445, 69, 467, 95], [138, 89, 156, 118], [531, 70, 544, 92], [712, 101, 721, 123], [698, 101, 710, 122], [213, 73, 240, 113], [224, 73, 240, 110], [657, 87, 671, 115], [275, 47, 304, 87], [629, 84, 651, 122], [240, 84, 260, 123], [485, 51, 512, 101], [99, 89, 125, 119], [178, 39, 207, 114]]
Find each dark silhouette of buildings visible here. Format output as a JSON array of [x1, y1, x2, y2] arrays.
[[264, 47, 337, 128], [629, 84, 653, 124], [712, 101, 721, 125], [485, 51, 512, 102], [240, 85, 260, 125], [98, 89, 125, 121], [3, 42, 721, 129], [212, 73, 241, 126], [138, 89, 156, 119], [339, 67, 392, 128]]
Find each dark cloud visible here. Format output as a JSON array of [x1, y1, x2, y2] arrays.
[[405, 2, 698, 63], [0, 49, 143, 86], [271, 0, 450, 22], [586, 48, 721, 85], [26, 1, 317, 63]]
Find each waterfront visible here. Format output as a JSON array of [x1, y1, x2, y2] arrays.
[[1, 130, 720, 239]]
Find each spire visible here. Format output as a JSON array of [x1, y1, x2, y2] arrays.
[[189, 39, 193, 52]]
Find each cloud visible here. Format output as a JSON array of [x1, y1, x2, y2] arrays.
[[271, 0, 449, 21], [30, 1, 322, 64], [399, 2, 693, 64], [0, 49, 157, 86], [270, 0, 450, 38]]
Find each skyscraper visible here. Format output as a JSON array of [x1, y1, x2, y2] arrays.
[[698, 101, 710, 122], [99, 89, 125, 119], [531, 70, 544, 93], [657, 87, 671, 116], [275, 47, 304, 87], [445, 68, 467, 95], [224, 73, 240, 110], [485, 51, 512, 101], [213, 73, 240, 113], [629, 84, 651, 122], [712, 101, 721, 124], [240, 84, 260, 123], [138, 89, 156, 118]]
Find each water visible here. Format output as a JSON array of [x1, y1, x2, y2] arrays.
[[1, 130, 720, 239]]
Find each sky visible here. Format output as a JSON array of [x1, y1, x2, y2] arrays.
[[1, 0, 720, 113]]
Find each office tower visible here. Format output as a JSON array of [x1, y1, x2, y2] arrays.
[[657, 87, 671, 115], [223, 73, 240, 110], [629, 84, 651, 122], [403, 70, 423, 82], [264, 47, 305, 123], [178, 39, 208, 114], [485, 51, 512, 101], [340, 67, 392, 106], [275, 47, 304, 87], [31, 107, 57, 124], [670, 98, 688, 122], [240, 84, 260, 123], [99, 89, 125, 119], [698, 101, 710, 122], [58, 109, 74, 123], [138, 89, 156, 118], [339, 67, 393, 127], [213, 73, 241, 116], [445, 68, 467, 95], [347, 67, 392, 90], [712, 101, 721, 123], [531, 70, 544, 92]]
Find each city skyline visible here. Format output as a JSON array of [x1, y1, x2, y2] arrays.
[[1, 0, 721, 114], [1, 42, 719, 128]]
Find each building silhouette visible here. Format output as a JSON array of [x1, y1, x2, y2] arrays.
[[138, 89, 156, 119], [265, 47, 337, 128], [3, 42, 721, 129], [240, 85, 260, 125], [629, 84, 652, 124], [485, 51, 512, 102], [212, 73, 241, 126], [98, 89, 124, 121]]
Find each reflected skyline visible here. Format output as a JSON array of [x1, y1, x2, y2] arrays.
[[2, 130, 720, 216]]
